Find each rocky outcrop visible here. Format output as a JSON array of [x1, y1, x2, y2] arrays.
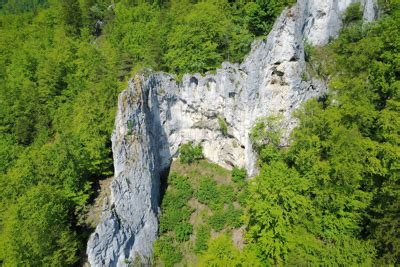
[[87, 0, 378, 266], [86, 77, 162, 266]]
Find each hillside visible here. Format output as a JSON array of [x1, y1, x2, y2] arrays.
[[0, 0, 399, 266]]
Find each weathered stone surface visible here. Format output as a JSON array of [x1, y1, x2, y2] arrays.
[[362, 0, 379, 22], [87, 78, 161, 266], [87, 1, 378, 266]]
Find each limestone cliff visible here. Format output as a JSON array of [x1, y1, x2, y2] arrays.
[[87, 0, 378, 266]]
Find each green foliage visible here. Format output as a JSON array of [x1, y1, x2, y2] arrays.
[[237, 187, 248, 206], [61, 0, 83, 35], [1, 0, 47, 13], [194, 224, 211, 253], [156, 159, 246, 265], [164, 0, 229, 74], [0, 3, 120, 263], [209, 209, 227, 231], [304, 41, 315, 63], [218, 184, 235, 204], [0, 135, 21, 173], [245, 6, 400, 265], [231, 167, 246, 184], [242, 0, 295, 36], [218, 116, 228, 136], [251, 115, 283, 151], [0, 0, 294, 265], [198, 234, 262, 266], [159, 174, 193, 234], [0, 184, 79, 266], [378, 0, 400, 14], [196, 176, 237, 211], [209, 204, 242, 231], [159, 205, 192, 233], [196, 176, 218, 206], [154, 236, 183, 267], [343, 2, 363, 26], [175, 222, 193, 242], [226, 204, 243, 228], [245, 161, 310, 264], [155, 172, 195, 264], [105, 0, 293, 76], [179, 142, 204, 164], [107, 2, 161, 71], [169, 172, 194, 200], [250, 116, 284, 165]]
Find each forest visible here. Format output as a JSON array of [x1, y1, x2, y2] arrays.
[[0, 0, 399, 265]]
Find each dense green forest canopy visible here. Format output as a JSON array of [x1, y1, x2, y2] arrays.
[[0, 0, 293, 265], [0, 0, 399, 265]]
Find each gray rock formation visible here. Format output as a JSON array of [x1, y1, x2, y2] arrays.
[[87, 0, 378, 266], [362, 0, 379, 22]]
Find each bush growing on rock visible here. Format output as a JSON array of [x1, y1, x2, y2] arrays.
[[343, 2, 363, 26], [218, 116, 228, 136], [179, 142, 204, 164]]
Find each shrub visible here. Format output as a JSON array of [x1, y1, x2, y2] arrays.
[[232, 167, 247, 184], [195, 225, 211, 253], [226, 205, 243, 228], [209, 209, 227, 231], [343, 3, 362, 26], [218, 184, 236, 204], [127, 120, 134, 135], [169, 172, 193, 201], [196, 177, 218, 206], [179, 142, 204, 164], [304, 41, 315, 63], [237, 188, 248, 206], [159, 206, 192, 233], [161, 191, 187, 210], [259, 144, 281, 164], [175, 222, 193, 242], [154, 236, 183, 267], [197, 234, 262, 266], [218, 116, 228, 136], [250, 116, 283, 152]]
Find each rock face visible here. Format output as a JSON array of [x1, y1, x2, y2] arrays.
[[87, 0, 378, 266]]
